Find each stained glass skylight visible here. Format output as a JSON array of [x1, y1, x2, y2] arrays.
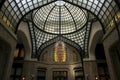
[[0, 0, 119, 58], [33, 1, 87, 34]]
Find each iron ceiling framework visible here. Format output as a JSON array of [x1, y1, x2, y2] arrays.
[[0, 0, 120, 58], [0, 0, 119, 32], [32, 1, 87, 34], [28, 20, 91, 58]]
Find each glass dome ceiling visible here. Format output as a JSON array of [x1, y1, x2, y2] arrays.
[[0, 0, 118, 58], [33, 1, 87, 34]]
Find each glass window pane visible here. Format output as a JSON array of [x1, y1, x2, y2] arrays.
[[92, 4, 97, 9], [94, 0, 99, 4], [88, 2, 92, 6], [22, 0, 27, 4]]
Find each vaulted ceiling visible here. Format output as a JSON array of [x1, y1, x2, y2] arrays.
[[0, 0, 119, 58]]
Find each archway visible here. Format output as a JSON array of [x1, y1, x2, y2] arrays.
[[89, 21, 103, 59], [95, 43, 109, 80], [10, 21, 32, 80], [84, 21, 107, 80], [17, 22, 32, 60], [17, 31, 31, 60]]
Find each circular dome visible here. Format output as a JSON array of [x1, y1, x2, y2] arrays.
[[33, 1, 87, 34]]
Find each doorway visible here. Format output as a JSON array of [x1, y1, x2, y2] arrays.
[[95, 43, 110, 80], [53, 71, 67, 80]]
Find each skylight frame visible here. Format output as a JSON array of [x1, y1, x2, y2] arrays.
[[33, 1, 87, 34]]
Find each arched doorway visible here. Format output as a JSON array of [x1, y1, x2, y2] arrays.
[[95, 43, 110, 80], [10, 44, 25, 80]]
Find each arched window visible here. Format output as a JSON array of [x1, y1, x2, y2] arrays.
[[54, 41, 67, 62], [40, 42, 81, 63]]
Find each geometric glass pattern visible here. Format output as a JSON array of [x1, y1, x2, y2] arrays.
[[0, 0, 119, 33], [0, 0, 119, 58], [33, 2, 87, 34]]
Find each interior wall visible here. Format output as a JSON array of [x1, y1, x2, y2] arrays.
[[109, 42, 120, 80], [103, 25, 120, 80], [0, 38, 11, 80], [0, 20, 17, 80]]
